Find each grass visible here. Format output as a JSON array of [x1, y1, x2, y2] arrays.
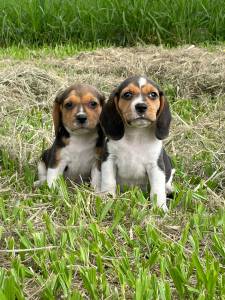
[[0, 45, 225, 299], [1, 0, 225, 47]]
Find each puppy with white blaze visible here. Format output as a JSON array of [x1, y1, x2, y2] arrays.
[[100, 76, 175, 211], [35, 84, 105, 190]]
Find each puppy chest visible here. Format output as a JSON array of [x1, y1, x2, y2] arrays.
[[116, 152, 147, 179], [60, 138, 96, 178], [109, 137, 162, 180]]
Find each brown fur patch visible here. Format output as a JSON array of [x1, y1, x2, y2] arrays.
[[82, 92, 98, 103], [122, 83, 140, 95], [95, 146, 103, 170], [62, 136, 70, 146], [55, 148, 61, 163], [118, 98, 131, 118], [145, 98, 160, 121], [141, 84, 159, 95], [52, 102, 61, 135]]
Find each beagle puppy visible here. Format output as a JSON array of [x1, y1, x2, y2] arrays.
[[100, 76, 174, 211], [36, 84, 105, 189]]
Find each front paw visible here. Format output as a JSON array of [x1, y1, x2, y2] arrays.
[[99, 190, 116, 198], [47, 178, 57, 189], [160, 202, 168, 212], [151, 192, 168, 212]]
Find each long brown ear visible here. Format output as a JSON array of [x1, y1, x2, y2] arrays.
[[155, 92, 171, 140], [52, 92, 64, 136], [99, 89, 124, 140]]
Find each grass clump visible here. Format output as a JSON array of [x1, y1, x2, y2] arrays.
[[1, 0, 225, 47], [0, 45, 224, 298]]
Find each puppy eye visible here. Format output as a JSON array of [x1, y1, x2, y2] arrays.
[[123, 91, 133, 99], [148, 92, 158, 99], [88, 100, 98, 109], [64, 102, 74, 109]]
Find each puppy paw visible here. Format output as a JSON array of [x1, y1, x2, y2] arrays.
[[33, 180, 42, 188]]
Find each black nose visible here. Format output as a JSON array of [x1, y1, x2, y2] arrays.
[[135, 103, 147, 114], [76, 113, 87, 124]]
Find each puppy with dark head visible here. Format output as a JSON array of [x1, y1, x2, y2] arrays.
[[36, 84, 105, 189], [100, 76, 174, 211]]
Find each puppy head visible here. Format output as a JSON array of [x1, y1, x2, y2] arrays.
[[100, 76, 171, 140], [53, 84, 105, 135]]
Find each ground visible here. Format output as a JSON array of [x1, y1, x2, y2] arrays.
[[0, 45, 224, 299]]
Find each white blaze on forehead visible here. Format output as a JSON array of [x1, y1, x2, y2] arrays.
[[138, 77, 147, 87], [77, 105, 84, 115]]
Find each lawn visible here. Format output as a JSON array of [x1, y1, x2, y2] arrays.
[[0, 45, 224, 299], [1, 0, 225, 46]]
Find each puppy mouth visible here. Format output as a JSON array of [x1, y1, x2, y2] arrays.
[[127, 117, 151, 128]]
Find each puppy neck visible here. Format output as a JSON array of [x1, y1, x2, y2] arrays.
[[123, 124, 156, 141]]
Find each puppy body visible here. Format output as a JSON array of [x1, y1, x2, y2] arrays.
[[100, 76, 174, 211], [36, 84, 104, 189]]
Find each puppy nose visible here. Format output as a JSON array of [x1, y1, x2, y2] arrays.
[[135, 103, 147, 114], [76, 113, 87, 124]]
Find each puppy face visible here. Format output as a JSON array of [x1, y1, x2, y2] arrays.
[[53, 84, 105, 135], [100, 76, 171, 140], [117, 77, 161, 128]]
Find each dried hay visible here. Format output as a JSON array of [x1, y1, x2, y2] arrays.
[[50, 45, 225, 98], [0, 45, 224, 199]]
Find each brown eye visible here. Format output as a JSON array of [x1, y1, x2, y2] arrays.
[[123, 91, 133, 99], [64, 102, 74, 109], [88, 101, 98, 109], [148, 92, 158, 99]]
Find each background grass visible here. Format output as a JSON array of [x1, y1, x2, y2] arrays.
[[1, 0, 225, 47], [0, 45, 224, 299]]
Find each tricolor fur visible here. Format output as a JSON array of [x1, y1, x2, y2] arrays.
[[35, 84, 105, 189], [100, 76, 174, 211]]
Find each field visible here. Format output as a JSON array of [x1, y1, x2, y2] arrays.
[[1, 0, 225, 47], [0, 45, 225, 299]]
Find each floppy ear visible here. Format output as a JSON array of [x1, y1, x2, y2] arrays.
[[155, 92, 171, 140], [98, 93, 105, 107], [100, 89, 124, 140], [52, 93, 64, 136]]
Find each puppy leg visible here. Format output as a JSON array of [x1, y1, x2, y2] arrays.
[[166, 168, 175, 195], [91, 163, 101, 192], [101, 157, 117, 197], [147, 164, 168, 212], [34, 161, 47, 187], [47, 161, 67, 188]]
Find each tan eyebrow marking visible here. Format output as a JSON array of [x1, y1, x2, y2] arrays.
[[142, 84, 159, 95], [82, 92, 98, 103], [121, 83, 140, 95]]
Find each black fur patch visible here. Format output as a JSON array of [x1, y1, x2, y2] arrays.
[[96, 124, 104, 148], [157, 148, 172, 182], [101, 139, 109, 162], [41, 125, 70, 168]]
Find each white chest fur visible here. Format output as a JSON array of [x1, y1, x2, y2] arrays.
[[107, 127, 162, 186], [60, 132, 97, 181]]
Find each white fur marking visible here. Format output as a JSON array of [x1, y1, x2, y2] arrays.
[[138, 77, 147, 87], [166, 168, 175, 194], [130, 95, 144, 119], [147, 164, 167, 211], [47, 167, 64, 188], [77, 106, 84, 114], [91, 163, 101, 192], [101, 156, 117, 196], [34, 161, 47, 187]]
